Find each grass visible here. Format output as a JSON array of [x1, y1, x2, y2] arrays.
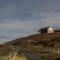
[[0, 54, 28, 60], [1, 32, 60, 60], [15, 55, 28, 60], [0, 56, 8, 60], [20, 44, 60, 58]]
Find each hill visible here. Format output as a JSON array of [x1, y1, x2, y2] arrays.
[[5, 32, 60, 47], [0, 32, 60, 60]]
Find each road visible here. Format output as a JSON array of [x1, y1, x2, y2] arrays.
[[19, 48, 43, 60], [9, 45, 43, 60]]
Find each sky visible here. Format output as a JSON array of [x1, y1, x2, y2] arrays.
[[0, 0, 60, 43]]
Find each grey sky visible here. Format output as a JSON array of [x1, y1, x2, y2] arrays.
[[0, 0, 60, 43]]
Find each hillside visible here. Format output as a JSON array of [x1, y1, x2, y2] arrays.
[[0, 32, 60, 60], [5, 32, 60, 47]]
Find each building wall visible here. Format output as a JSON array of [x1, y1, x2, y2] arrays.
[[40, 27, 54, 34], [47, 27, 54, 33], [40, 28, 47, 34]]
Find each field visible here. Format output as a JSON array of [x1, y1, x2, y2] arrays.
[[0, 53, 28, 60], [0, 32, 60, 60]]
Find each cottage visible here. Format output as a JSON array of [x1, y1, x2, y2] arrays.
[[39, 27, 54, 34], [47, 27, 54, 33]]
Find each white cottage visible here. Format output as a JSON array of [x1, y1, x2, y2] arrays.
[[39, 27, 54, 34], [47, 27, 54, 33]]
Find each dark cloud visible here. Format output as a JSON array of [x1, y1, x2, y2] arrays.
[[0, 0, 60, 19], [0, 0, 60, 43]]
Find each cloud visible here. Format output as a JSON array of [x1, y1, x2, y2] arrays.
[[0, 0, 60, 43], [0, 19, 42, 43]]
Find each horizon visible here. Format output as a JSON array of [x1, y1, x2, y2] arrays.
[[0, 0, 60, 43]]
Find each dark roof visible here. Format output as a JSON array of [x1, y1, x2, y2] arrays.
[[41, 27, 49, 29], [41, 27, 49, 30], [38, 27, 49, 32]]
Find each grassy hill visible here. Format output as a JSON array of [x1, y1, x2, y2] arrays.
[[0, 32, 60, 60]]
